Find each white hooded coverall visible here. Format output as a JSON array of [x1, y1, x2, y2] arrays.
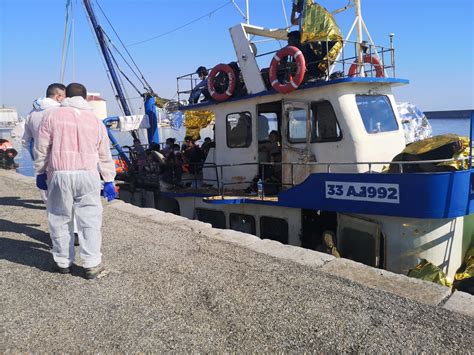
[[34, 97, 116, 268], [22, 97, 60, 202]]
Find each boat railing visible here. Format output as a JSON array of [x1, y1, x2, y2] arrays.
[[175, 37, 395, 103], [209, 156, 470, 198], [112, 147, 470, 197]]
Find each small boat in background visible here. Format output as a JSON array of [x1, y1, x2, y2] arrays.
[[0, 107, 20, 130]]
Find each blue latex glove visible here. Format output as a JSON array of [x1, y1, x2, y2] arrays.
[[36, 173, 47, 190], [103, 182, 116, 202]]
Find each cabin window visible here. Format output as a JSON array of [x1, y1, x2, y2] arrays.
[[356, 95, 399, 133], [258, 112, 278, 142], [288, 107, 309, 143], [229, 213, 256, 235], [226, 112, 252, 148], [260, 216, 289, 244], [310, 101, 342, 142], [195, 208, 226, 229]]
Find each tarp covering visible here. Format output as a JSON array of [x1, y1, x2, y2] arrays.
[[407, 259, 452, 287], [386, 134, 471, 172], [184, 110, 215, 141], [397, 102, 432, 144], [453, 246, 474, 294], [300, 1, 342, 44]]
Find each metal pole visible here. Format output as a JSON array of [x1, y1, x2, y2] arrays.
[[389, 33, 395, 77], [246, 0, 249, 24], [103, 116, 131, 167], [83, 0, 131, 117], [355, 0, 364, 76]]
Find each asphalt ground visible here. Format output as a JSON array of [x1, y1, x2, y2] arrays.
[[1, 171, 473, 352]]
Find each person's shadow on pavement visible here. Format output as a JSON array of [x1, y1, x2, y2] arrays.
[[0, 196, 46, 210], [0, 219, 52, 272]]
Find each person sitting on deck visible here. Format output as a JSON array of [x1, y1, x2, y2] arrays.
[[201, 137, 215, 158], [245, 130, 282, 196], [131, 138, 147, 172], [286, 30, 320, 81], [291, 0, 343, 77], [182, 138, 206, 175], [161, 137, 176, 157], [189, 66, 211, 104], [162, 144, 183, 185]]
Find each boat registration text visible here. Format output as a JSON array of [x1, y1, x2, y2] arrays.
[[325, 181, 400, 204]]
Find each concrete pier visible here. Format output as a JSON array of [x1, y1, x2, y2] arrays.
[[1, 170, 473, 352]]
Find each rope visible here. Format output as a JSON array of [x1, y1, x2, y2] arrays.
[[126, 0, 233, 47], [94, 0, 154, 93], [71, 0, 76, 81], [281, 0, 289, 27], [107, 47, 143, 97], [101, 31, 148, 93], [60, 1, 71, 82], [81, 1, 124, 115]]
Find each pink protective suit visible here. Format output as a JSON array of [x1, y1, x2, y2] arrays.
[[34, 96, 115, 181], [34, 96, 116, 269]]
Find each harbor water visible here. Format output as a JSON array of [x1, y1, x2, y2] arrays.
[[1, 118, 470, 177]]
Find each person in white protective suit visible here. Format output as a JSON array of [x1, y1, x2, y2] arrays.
[[22, 83, 66, 202], [34, 82, 116, 279], [23, 84, 82, 246]]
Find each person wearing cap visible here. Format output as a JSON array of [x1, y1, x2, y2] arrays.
[[189, 66, 211, 104]]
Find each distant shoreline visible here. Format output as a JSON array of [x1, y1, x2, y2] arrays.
[[425, 110, 473, 119]]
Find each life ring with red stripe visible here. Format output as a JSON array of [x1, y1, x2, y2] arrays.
[[348, 54, 385, 78], [269, 46, 306, 94], [207, 64, 236, 102]]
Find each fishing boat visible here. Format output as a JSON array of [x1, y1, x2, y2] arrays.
[[81, 0, 473, 279]]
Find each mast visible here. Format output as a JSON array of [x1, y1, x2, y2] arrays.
[[83, 0, 132, 117]]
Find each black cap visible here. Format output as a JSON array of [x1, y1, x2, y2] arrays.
[[196, 66, 208, 76]]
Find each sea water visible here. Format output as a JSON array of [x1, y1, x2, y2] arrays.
[[1, 118, 469, 177]]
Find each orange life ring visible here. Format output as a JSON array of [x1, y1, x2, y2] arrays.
[[269, 46, 306, 94], [348, 54, 385, 78], [207, 63, 236, 102]]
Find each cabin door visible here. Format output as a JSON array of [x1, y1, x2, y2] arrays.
[[219, 106, 258, 189], [281, 100, 312, 187]]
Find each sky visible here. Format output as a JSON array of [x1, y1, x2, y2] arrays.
[[1, 0, 473, 117]]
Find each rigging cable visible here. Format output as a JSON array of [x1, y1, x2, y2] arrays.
[[81, 1, 125, 115], [94, 0, 154, 93], [107, 47, 143, 98], [281, 0, 289, 27], [60, 0, 71, 82], [71, 0, 76, 81], [126, 0, 233, 47], [101, 30, 149, 93]]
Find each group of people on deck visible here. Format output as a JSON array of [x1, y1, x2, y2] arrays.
[[129, 134, 214, 187]]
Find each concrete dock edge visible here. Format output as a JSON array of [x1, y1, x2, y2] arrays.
[[108, 199, 473, 317]]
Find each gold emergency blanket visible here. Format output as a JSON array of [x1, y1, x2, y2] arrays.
[[184, 110, 215, 141], [407, 259, 452, 287], [403, 134, 470, 170], [454, 247, 474, 283], [300, 1, 342, 43]]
